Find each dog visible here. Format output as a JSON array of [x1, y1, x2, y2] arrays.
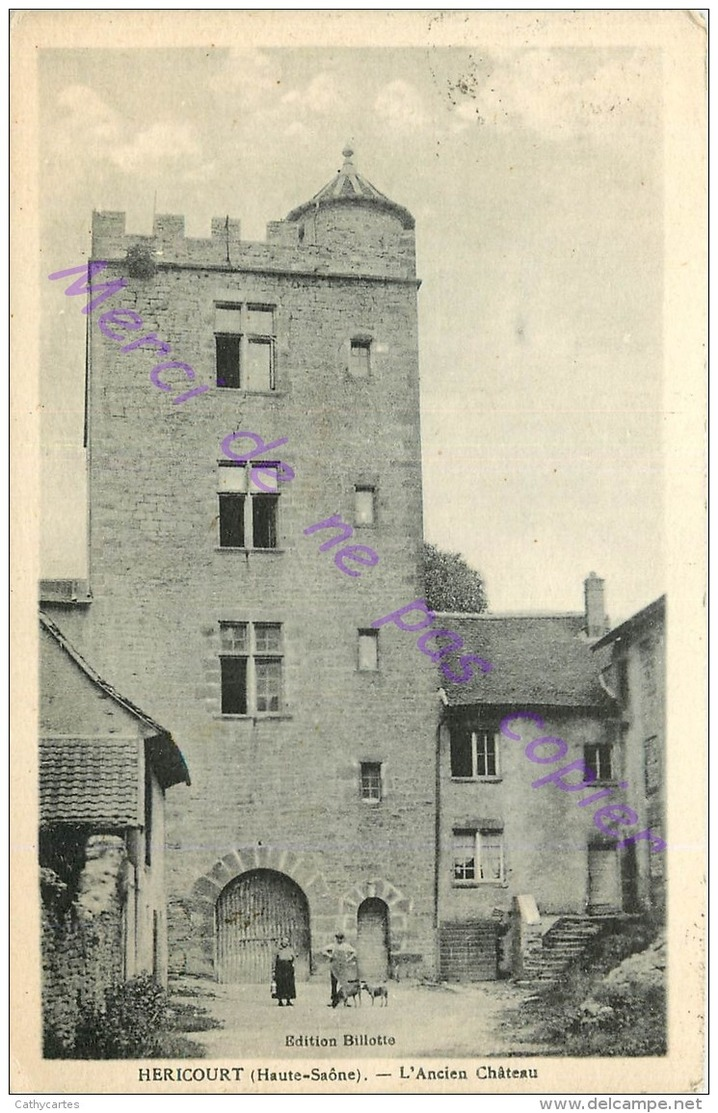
[[336, 980, 362, 1007], [361, 981, 388, 1006]]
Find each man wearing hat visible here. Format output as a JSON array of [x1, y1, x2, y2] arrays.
[[323, 932, 357, 1007]]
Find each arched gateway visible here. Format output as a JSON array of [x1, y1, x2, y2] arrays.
[[215, 869, 311, 984]]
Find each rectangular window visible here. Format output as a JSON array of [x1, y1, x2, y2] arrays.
[[358, 629, 379, 671], [252, 495, 278, 549], [215, 303, 276, 391], [453, 830, 476, 881], [449, 727, 473, 778], [350, 338, 371, 377], [218, 465, 280, 549], [360, 762, 382, 802], [450, 727, 499, 778], [255, 659, 281, 712], [644, 735, 660, 795], [480, 831, 504, 882], [219, 622, 282, 716], [219, 493, 245, 548], [475, 732, 498, 777], [216, 335, 241, 389], [584, 743, 614, 783], [220, 656, 248, 714], [354, 486, 376, 526], [246, 338, 273, 391], [452, 829, 504, 884]]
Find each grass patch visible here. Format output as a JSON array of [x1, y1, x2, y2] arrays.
[[504, 919, 666, 1057]]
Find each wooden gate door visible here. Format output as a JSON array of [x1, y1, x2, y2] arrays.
[[356, 898, 389, 983], [588, 845, 622, 914], [215, 869, 311, 984]]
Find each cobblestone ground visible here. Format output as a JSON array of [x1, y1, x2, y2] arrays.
[[170, 975, 553, 1060]]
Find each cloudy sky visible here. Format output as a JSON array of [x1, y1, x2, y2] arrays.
[[39, 37, 667, 622]]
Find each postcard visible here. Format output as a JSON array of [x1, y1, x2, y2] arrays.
[[10, 8, 707, 1098]]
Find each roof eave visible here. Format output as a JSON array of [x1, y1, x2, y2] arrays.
[[147, 733, 191, 789], [286, 194, 415, 231]]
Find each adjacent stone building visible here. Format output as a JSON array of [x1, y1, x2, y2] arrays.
[[39, 612, 189, 1049], [592, 595, 667, 918]]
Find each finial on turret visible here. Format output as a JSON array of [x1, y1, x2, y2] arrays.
[[342, 143, 355, 166]]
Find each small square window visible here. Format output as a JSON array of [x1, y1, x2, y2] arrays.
[[350, 338, 371, 377], [584, 743, 614, 783], [255, 624, 282, 653], [247, 306, 274, 334], [220, 623, 248, 653], [358, 630, 379, 671], [218, 464, 248, 493], [355, 486, 375, 526], [215, 305, 242, 331], [360, 762, 382, 802]]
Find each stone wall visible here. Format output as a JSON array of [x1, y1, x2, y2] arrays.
[[41, 834, 127, 1054]]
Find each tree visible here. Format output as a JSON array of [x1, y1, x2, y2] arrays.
[[422, 542, 488, 613]]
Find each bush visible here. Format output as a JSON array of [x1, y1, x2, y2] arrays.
[[125, 244, 156, 280], [74, 974, 169, 1059]]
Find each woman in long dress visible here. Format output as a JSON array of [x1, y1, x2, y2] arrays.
[[273, 937, 296, 1007]]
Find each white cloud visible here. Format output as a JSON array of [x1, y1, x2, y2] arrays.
[[57, 83, 122, 144], [303, 73, 342, 114], [56, 84, 204, 178], [110, 122, 201, 174], [374, 79, 426, 131], [284, 120, 311, 140]]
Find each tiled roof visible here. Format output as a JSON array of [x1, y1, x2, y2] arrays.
[[437, 613, 615, 709], [39, 737, 141, 826], [286, 146, 415, 230]]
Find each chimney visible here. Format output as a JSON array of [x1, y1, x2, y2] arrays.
[[584, 572, 607, 638]]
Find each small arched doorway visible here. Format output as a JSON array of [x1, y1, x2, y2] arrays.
[[356, 897, 390, 983], [215, 869, 311, 984]]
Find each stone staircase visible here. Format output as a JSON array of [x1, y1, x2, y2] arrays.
[[516, 916, 603, 986]]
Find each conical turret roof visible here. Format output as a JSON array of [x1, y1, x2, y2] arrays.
[[286, 145, 415, 230]]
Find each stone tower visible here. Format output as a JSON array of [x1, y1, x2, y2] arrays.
[[50, 147, 438, 980]]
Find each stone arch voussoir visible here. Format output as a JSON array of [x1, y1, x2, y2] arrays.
[[343, 878, 411, 954], [188, 847, 335, 974]]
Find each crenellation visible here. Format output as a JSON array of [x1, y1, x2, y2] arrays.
[[91, 206, 416, 280]]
